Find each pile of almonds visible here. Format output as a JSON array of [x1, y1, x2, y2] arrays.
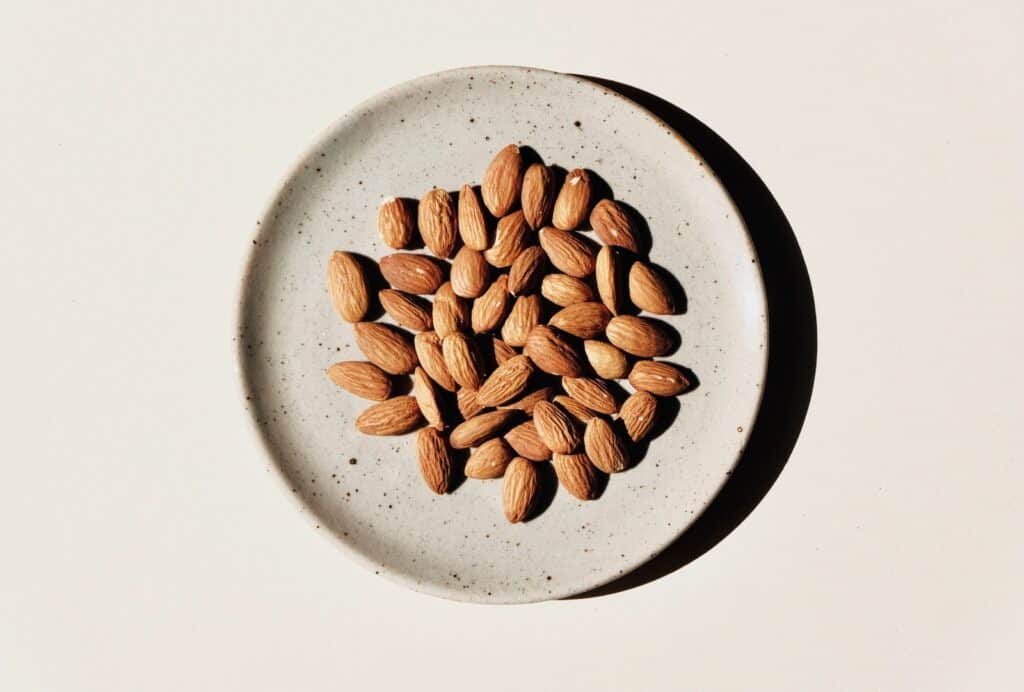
[[326, 144, 692, 523]]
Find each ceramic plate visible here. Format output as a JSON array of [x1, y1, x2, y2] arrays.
[[237, 66, 767, 603]]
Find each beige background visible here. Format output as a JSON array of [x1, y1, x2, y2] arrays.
[[1, 1, 1021, 690]]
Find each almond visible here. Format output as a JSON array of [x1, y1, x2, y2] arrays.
[[523, 325, 584, 377], [561, 376, 618, 415], [484, 211, 531, 268], [548, 302, 611, 339], [490, 337, 518, 365], [456, 387, 484, 419], [504, 420, 552, 461], [552, 168, 592, 230], [533, 400, 581, 453], [521, 163, 556, 229], [595, 245, 627, 315], [475, 354, 534, 407], [628, 360, 691, 396], [606, 315, 677, 357], [628, 262, 679, 315], [412, 367, 444, 429], [355, 396, 423, 435], [507, 246, 547, 295], [482, 144, 523, 217], [553, 395, 601, 424], [354, 322, 418, 375], [378, 289, 433, 331], [450, 247, 490, 298], [541, 273, 595, 306], [619, 390, 658, 442], [450, 410, 520, 448], [418, 188, 457, 258], [583, 417, 628, 473], [538, 227, 596, 277], [433, 282, 471, 338], [458, 184, 490, 250], [413, 331, 457, 392], [377, 197, 415, 249], [501, 294, 542, 347], [465, 438, 514, 479], [498, 386, 556, 415], [552, 452, 599, 500], [502, 457, 538, 523], [326, 361, 392, 401], [441, 332, 486, 389], [326, 251, 370, 323], [471, 275, 511, 333], [380, 253, 445, 294], [590, 199, 640, 252], [583, 340, 629, 379], [416, 427, 452, 493]]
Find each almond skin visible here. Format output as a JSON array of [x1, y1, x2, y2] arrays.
[[524, 325, 584, 377], [553, 395, 601, 423], [433, 282, 471, 338], [503, 457, 538, 523], [595, 245, 627, 316], [378, 197, 415, 249], [628, 262, 679, 315], [583, 340, 630, 379], [498, 386, 556, 415], [378, 289, 433, 331], [458, 184, 490, 250], [533, 400, 581, 454], [561, 376, 619, 415], [418, 188, 457, 258], [628, 360, 691, 396], [380, 253, 445, 294], [327, 251, 370, 323], [484, 211, 531, 268], [471, 275, 511, 333], [416, 427, 452, 493], [412, 367, 444, 429], [501, 294, 542, 347], [465, 438, 514, 479], [490, 337, 518, 365], [606, 315, 677, 357], [450, 410, 520, 448], [521, 163, 556, 229], [355, 396, 423, 435], [552, 452, 599, 501], [482, 144, 523, 217], [590, 199, 640, 252], [548, 302, 612, 339], [475, 354, 534, 407], [583, 417, 628, 473], [552, 168, 592, 230], [450, 247, 490, 298], [541, 273, 595, 306], [413, 331, 457, 392], [442, 332, 486, 389], [507, 246, 547, 295], [504, 420, 552, 461], [327, 361, 392, 401], [619, 390, 659, 442], [538, 227, 597, 278], [456, 387, 484, 419], [354, 322, 418, 375]]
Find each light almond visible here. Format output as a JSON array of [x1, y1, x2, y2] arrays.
[[412, 367, 444, 429], [590, 199, 640, 253], [450, 247, 490, 298], [583, 417, 628, 473], [501, 294, 542, 347], [533, 400, 581, 453], [552, 168, 592, 230], [380, 253, 445, 294], [441, 332, 486, 389], [355, 396, 423, 436], [416, 427, 452, 494], [606, 315, 677, 357], [471, 275, 511, 333], [538, 227, 597, 277], [432, 282, 471, 338], [484, 211, 531, 268], [595, 245, 627, 316], [502, 457, 538, 523], [378, 289, 432, 331], [354, 322, 418, 375], [552, 452, 599, 501], [628, 262, 679, 315], [561, 376, 619, 415], [583, 340, 629, 379], [619, 390, 658, 442], [628, 360, 691, 396], [418, 188, 457, 258], [465, 438, 514, 479], [413, 331, 457, 392], [475, 354, 534, 407], [327, 361, 392, 401], [377, 197, 415, 249], [482, 144, 523, 217], [504, 420, 552, 461], [548, 302, 612, 339], [541, 273, 595, 306], [326, 251, 370, 323], [456, 387, 484, 419], [458, 184, 489, 250], [521, 163, 556, 229], [450, 410, 520, 448], [523, 325, 584, 377]]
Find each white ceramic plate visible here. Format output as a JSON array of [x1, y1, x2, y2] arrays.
[[237, 66, 767, 603]]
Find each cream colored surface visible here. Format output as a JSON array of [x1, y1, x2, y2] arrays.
[[1, 1, 1021, 690]]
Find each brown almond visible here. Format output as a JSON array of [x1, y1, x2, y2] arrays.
[[501, 294, 542, 347], [416, 427, 452, 493], [471, 275, 511, 333], [507, 246, 547, 295], [552, 453, 599, 501], [450, 410, 520, 448], [504, 420, 552, 461], [380, 253, 445, 294], [561, 377, 619, 415], [619, 390, 658, 442], [441, 333, 486, 389], [490, 337, 518, 365], [502, 457, 538, 523], [432, 282, 471, 338], [412, 367, 444, 429], [326, 251, 370, 323], [355, 396, 423, 435], [523, 325, 584, 377], [521, 163, 556, 229], [583, 417, 628, 473], [465, 438, 514, 479], [548, 302, 611, 339], [484, 211, 531, 268], [458, 184, 490, 250], [326, 361, 392, 401], [482, 144, 523, 217], [590, 199, 640, 252], [538, 227, 597, 277], [583, 340, 629, 379], [456, 387, 484, 419], [533, 401, 581, 454], [418, 188, 457, 258], [378, 197, 415, 249], [553, 395, 601, 424], [498, 386, 556, 415], [414, 331, 457, 392], [354, 322, 418, 375], [475, 354, 534, 407], [629, 262, 679, 315], [595, 245, 627, 315], [628, 360, 691, 396], [606, 315, 677, 357], [450, 247, 490, 298], [378, 289, 433, 331], [541, 273, 595, 306], [552, 168, 592, 230]]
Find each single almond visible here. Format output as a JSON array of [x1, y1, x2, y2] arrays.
[[432, 282, 471, 338], [541, 273, 595, 306], [628, 262, 679, 315], [502, 457, 538, 523], [583, 340, 629, 379], [552, 168, 592, 230], [380, 253, 446, 294], [501, 294, 542, 347], [482, 144, 523, 217], [553, 395, 601, 424], [471, 275, 511, 333], [561, 376, 619, 414], [450, 247, 490, 298], [412, 367, 444, 429], [456, 387, 484, 419], [416, 427, 452, 493], [583, 417, 628, 473], [628, 360, 691, 396], [504, 420, 552, 461], [606, 315, 677, 357], [484, 211, 531, 268], [552, 452, 599, 500], [590, 199, 640, 253], [476, 354, 534, 407], [378, 197, 415, 249], [499, 386, 556, 415], [619, 390, 659, 442], [490, 337, 518, 365], [538, 227, 597, 277], [458, 184, 490, 250], [354, 322, 418, 375], [379, 289, 432, 331], [450, 410, 520, 448], [442, 332, 486, 389], [465, 438, 514, 479], [355, 396, 423, 435], [521, 163, 556, 229], [327, 361, 392, 401], [327, 251, 370, 323], [418, 188, 457, 258], [414, 331, 457, 392], [533, 400, 581, 454], [507, 246, 547, 295], [523, 325, 584, 377], [595, 245, 627, 315], [548, 302, 612, 339]]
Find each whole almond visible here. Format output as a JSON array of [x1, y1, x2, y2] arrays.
[[465, 438, 514, 479], [552, 168, 592, 230], [327, 361, 392, 401], [501, 294, 542, 347], [476, 355, 534, 407], [433, 282, 471, 338], [553, 395, 601, 424], [412, 367, 444, 429], [523, 325, 584, 377], [606, 315, 677, 357], [490, 337, 518, 365], [327, 251, 370, 323], [521, 163, 556, 229], [378, 197, 415, 249], [533, 401, 581, 453], [379, 289, 433, 331], [416, 427, 452, 494], [590, 199, 640, 252], [628, 360, 691, 396], [450, 247, 490, 298], [442, 332, 486, 389], [504, 420, 552, 461], [456, 387, 484, 419], [549, 302, 612, 339], [595, 245, 627, 316], [380, 253, 445, 294], [561, 376, 619, 415], [583, 417, 628, 473], [628, 262, 679, 315], [583, 340, 629, 379], [499, 386, 556, 415], [538, 227, 597, 277], [541, 273, 595, 306], [482, 144, 523, 217], [458, 184, 490, 250], [418, 188, 457, 258], [471, 275, 511, 333], [552, 452, 599, 501], [355, 396, 423, 435], [450, 410, 520, 448], [619, 390, 658, 442], [354, 322, 418, 375], [484, 211, 531, 268], [502, 457, 538, 523], [414, 331, 457, 392], [507, 246, 547, 295]]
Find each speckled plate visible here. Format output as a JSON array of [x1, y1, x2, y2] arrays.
[[237, 66, 767, 603]]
